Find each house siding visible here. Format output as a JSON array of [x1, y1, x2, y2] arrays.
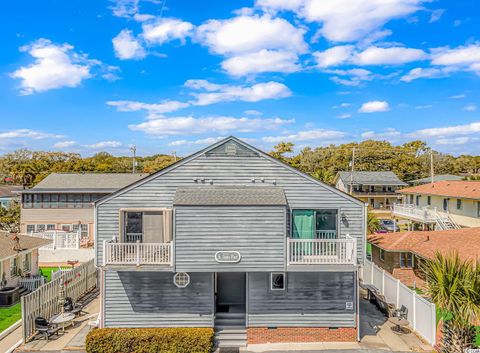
[[96, 149, 365, 266], [175, 206, 286, 272], [247, 272, 356, 327], [103, 271, 213, 328]]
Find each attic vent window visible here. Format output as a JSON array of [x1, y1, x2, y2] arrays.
[[225, 143, 237, 156], [173, 272, 190, 288]]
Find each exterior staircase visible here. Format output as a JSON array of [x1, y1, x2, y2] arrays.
[[435, 214, 460, 230], [214, 312, 247, 348]]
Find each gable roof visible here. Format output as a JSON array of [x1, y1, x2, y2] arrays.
[[397, 180, 480, 200], [0, 232, 52, 260], [368, 227, 480, 262], [0, 185, 23, 198], [336, 171, 407, 186], [96, 136, 364, 207], [174, 186, 287, 206], [409, 174, 462, 185], [24, 173, 149, 193]]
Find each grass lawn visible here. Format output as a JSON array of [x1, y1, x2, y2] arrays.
[[0, 303, 21, 333], [39, 266, 69, 282]]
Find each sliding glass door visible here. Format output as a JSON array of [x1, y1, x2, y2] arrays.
[[123, 211, 164, 243], [292, 209, 338, 239]]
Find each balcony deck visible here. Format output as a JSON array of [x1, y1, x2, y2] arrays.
[[392, 203, 437, 223], [103, 241, 173, 269]]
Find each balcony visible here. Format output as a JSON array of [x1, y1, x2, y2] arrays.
[[287, 236, 357, 266], [392, 203, 437, 223], [103, 241, 172, 266]]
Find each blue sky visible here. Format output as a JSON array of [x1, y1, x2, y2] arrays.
[[1, 0, 479, 156]]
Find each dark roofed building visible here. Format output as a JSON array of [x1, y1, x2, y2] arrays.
[[334, 171, 407, 210], [408, 174, 462, 185], [0, 184, 23, 208]]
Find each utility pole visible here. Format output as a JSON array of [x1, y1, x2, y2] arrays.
[[130, 145, 137, 174], [430, 149, 434, 184], [172, 151, 177, 163], [350, 147, 356, 194]]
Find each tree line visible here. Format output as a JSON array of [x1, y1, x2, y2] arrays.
[[0, 140, 479, 187]]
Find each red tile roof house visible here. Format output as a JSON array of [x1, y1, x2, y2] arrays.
[[368, 227, 480, 289]]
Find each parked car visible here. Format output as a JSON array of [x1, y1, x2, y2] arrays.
[[378, 219, 400, 232]]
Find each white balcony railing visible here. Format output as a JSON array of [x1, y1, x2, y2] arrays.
[[287, 236, 357, 265], [392, 203, 437, 222], [103, 241, 172, 266]]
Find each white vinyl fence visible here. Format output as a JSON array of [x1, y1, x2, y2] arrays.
[[21, 259, 97, 342], [360, 259, 436, 346], [51, 267, 72, 281], [31, 230, 80, 250]]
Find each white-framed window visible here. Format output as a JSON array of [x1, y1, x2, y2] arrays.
[[456, 199, 462, 210], [26, 224, 35, 233], [61, 224, 72, 232], [399, 252, 413, 268], [72, 224, 89, 238], [379, 248, 385, 262], [270, 272, 285, 290], [36, 224, 46, 232], [173, 272, 190, 288], [23, 253, 32, 273], [10, 257, 19, 277]]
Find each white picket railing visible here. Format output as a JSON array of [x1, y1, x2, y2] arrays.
[[103, 241, 172, 266], [392, 203, 438, 222], [30, 230, 80, 250], [18, 276, 45, 292], [360, 259, 436, 346], [287, 236, 357, 265]]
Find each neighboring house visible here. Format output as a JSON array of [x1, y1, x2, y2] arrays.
[[334, 171, 407, 210], [408, 174, 462, 185], [0, 232, 51, 287], [368, 227, 480, 289], [96, 137, 366, 347], [0, 185, 23, 208], [393, 181, 480, 229], [19, 173, 147, 245]]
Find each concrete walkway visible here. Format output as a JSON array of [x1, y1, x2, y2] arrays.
[[0, 325, 23, 353]]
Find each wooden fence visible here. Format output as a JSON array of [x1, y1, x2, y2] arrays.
[[21, 259, 97, 342]]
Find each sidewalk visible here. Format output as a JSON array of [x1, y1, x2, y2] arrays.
[[0, 325, 23, 353]]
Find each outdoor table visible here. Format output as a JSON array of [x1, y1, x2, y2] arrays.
[[50, 312, 75, 332], [388, 316, 409, 333]]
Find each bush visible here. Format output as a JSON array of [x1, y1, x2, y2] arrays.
[[86, 327, 214, 353]]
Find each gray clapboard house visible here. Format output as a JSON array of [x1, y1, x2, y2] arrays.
[[95, 137, 366, 347]]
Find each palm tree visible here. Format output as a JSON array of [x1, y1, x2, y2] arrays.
[[422, 252, 480, 353], [367, 211, 380, 234]]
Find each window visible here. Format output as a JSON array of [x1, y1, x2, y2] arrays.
[[47, 224, 56, 230], [10, 257, 18, 277], [409, 195, 414, 204], [427, 196, 431, 206], [443, 199, 449, 211], [399, 252, 413, 268], [72, 224, 89, 238], [36, 224, 46, 232], [271, 273, 285, 290], [456, 199, 462, 210], [173, 272, 190, 288], [23, 194, 33, 208], [379, 249, 385, 262], [23, 253, 32, 273], [292, 209, 338, 240], [42, 194, 51, 208], [61, 224, 72, 232], [59, 194, 67, 208], [33, 194, 42, 208], [67, 194, 75, 208], [50, 194, 59, 208], [26, 224, 35, 233], [415, 195, 420, 206], [478, 202, 480, 217]]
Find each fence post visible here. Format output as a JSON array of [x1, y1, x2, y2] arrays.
[[431, 302, 436, 345], [396, 279, 400, 308], [76, 228, 81, 249], [21, 295, 27, 343], [412, 291, 417, 330], [370, 261, 374, 284], [53, 231, 57, 250], [136, 240, 140, 266], [381, 269, 385, 294]]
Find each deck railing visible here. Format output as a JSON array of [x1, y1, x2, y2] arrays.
[[287, 236, 357, 265], [103, 241, 172, 266], [392, 203, 437, 222]]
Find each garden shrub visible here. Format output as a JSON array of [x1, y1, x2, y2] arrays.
[[86, 327, 214, 353]]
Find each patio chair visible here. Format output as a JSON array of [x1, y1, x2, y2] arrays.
[[395, 305, 408, 319], [63, 297, 84, 316], [35, 316, 60, 341], [373, 293, 396, 317]]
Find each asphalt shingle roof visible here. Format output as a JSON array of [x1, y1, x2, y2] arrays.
[[0, 232, 52, 260], [397, 180, 480, 199], [368, 227, 480, 261], [337, 171, 407, 186], [26, 173, 148, 192], [173, 186, 287, 206], [0, 185, 24, 198]]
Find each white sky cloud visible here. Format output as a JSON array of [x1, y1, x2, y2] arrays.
[[431, 43, 480, 67], [314, 46, 354, 68], [400, 67, 456, 82], [361, 128, 401, 140], [107, 99, 189, 115], [358, 100, 390, 113], [185, 80, 292, 106], [112, 29, 146, 60], [262, 128, 346, 143], [221, 50, 300, 76], [411, 121, 480, 137], [11, 39, 113, 95], [463, 104, 477, 112], [129, 115, 294, 136], [142, 18, 194, 45], [85, 141, 122, 148], [195, 14, 307, 55], [110, 0, 138, 19], [53, 140, 77, 148], [336, 113, 352, 119], [0, 129, 64, 140], [256, 0, 424, 42], [168, 136, 225, 146]]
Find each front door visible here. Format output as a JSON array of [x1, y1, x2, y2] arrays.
[[215, 272, 246, 313]]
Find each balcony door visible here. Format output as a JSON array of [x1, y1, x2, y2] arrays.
[[292, 209, 338, 239], [123, 211, 166, 243]]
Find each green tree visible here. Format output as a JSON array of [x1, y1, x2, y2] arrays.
[[367, 210, 380, 234], [422, 252, 480, 353], [0, 200, 20, 233], [270, 142, 294, 161]]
